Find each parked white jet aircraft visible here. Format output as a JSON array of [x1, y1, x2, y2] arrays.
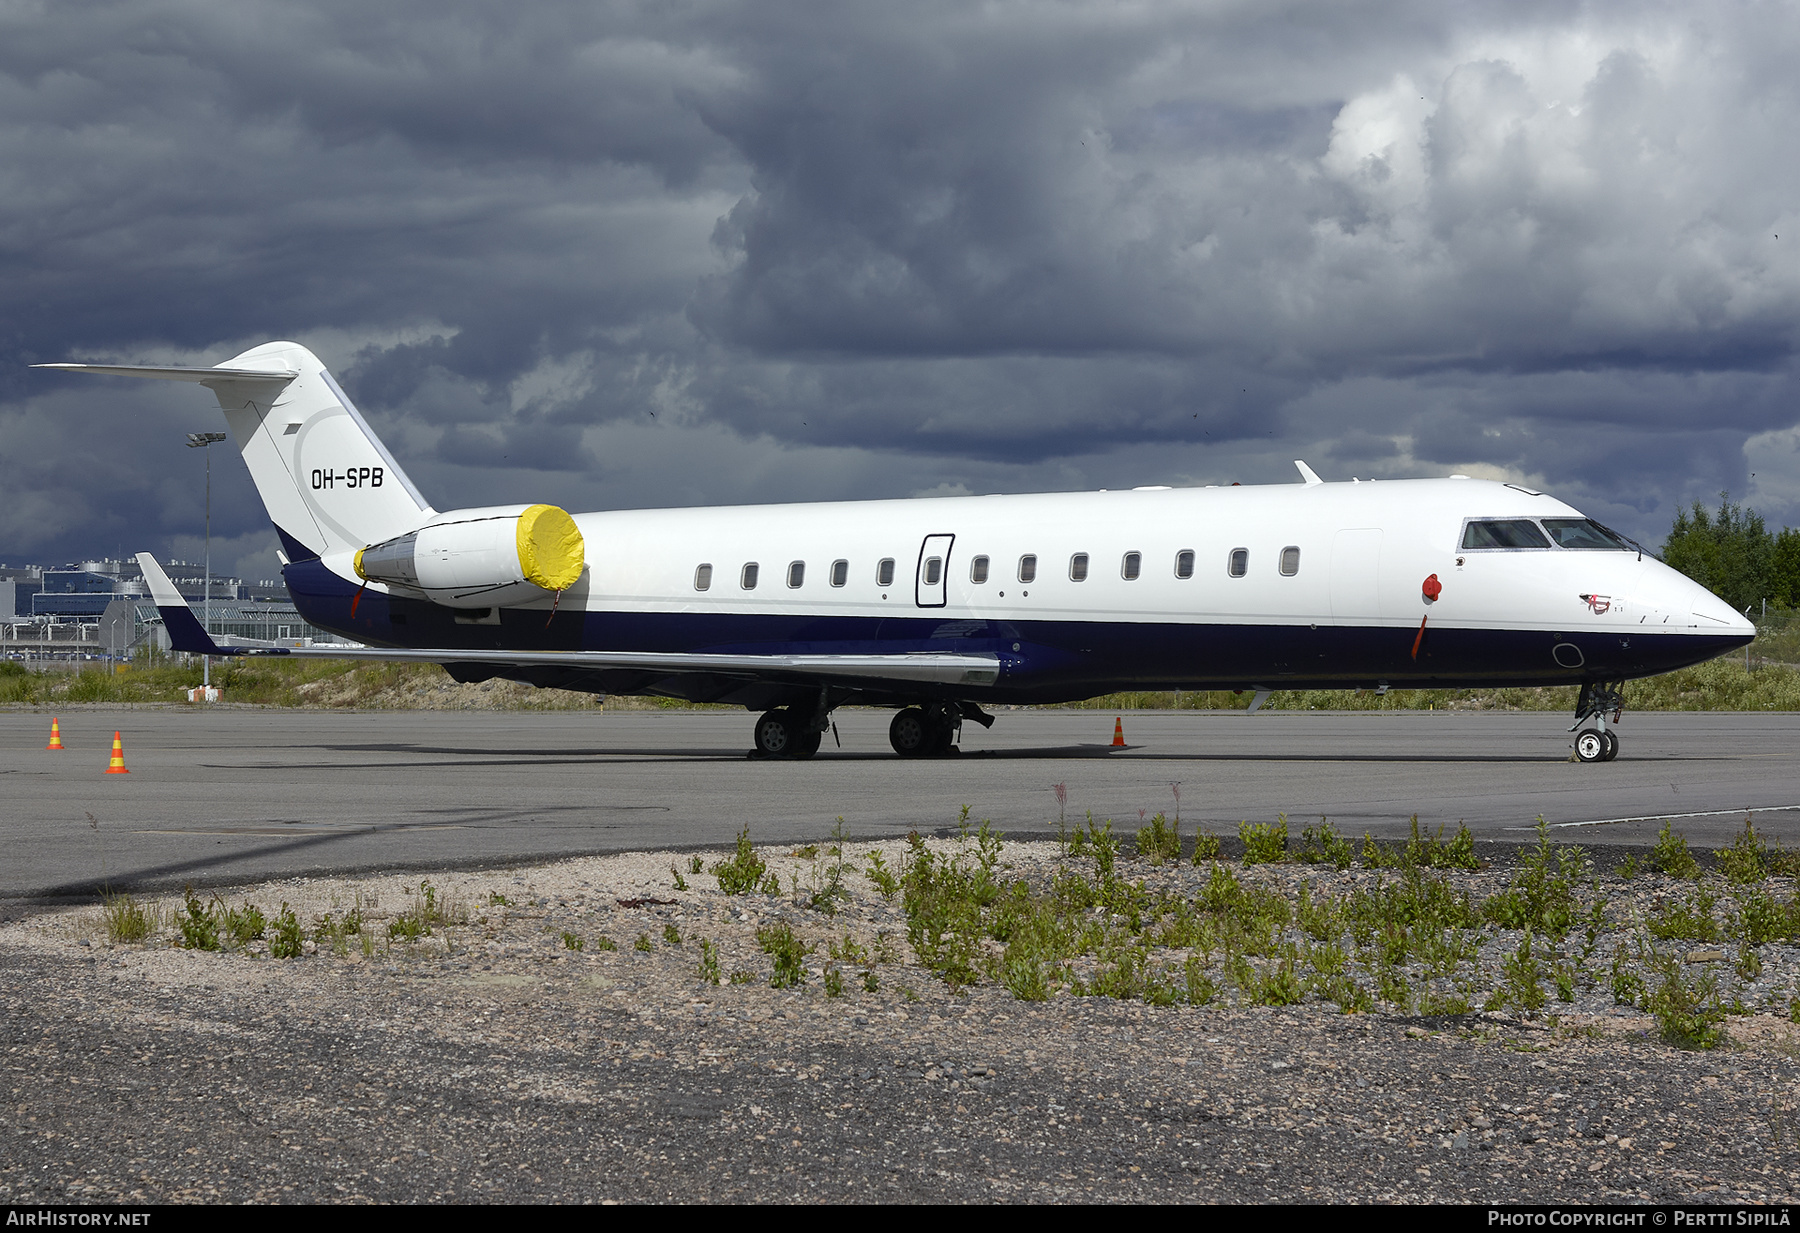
[[39, 342, 1753, 761]]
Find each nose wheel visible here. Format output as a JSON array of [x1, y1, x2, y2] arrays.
[[1570, 680, 1624, 763], [1574, 729, 1617, 762]]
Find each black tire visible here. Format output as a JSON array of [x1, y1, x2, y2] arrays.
[[1575, 730, 1606, 763], [889, 708, 930, 758], [1602, 730, 1619, 761], [789, 729, 822, 760], [754, 708, 798, 757]]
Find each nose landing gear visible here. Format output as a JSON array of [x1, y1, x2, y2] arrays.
[[1570, 680, 1624, 762]]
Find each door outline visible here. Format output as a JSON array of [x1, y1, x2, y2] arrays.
[[915, 534, 955, 608]]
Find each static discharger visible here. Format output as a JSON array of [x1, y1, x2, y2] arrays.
[[45, 718, 64, 751], [104, 731, 129, 775], [1112, 716, 1126, 747]]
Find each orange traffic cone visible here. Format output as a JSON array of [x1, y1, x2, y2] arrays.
[[46, 718, 64, 751], [104, 731, 129, 775], [1112, 716, 1126, 747]]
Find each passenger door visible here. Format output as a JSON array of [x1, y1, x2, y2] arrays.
[[915, 534, 954, 608]]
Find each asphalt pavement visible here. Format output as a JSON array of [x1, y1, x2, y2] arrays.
[[4, 705, 1797, 898]]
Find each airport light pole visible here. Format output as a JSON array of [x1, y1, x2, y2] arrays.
[[186, 432, 228, 692]]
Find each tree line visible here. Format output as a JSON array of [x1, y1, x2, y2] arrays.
[[1661, 495, 1800, 614]]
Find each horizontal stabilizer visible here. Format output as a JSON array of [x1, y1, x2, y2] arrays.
[[134, 553, 225, 656], [33, 363, 296, 384]]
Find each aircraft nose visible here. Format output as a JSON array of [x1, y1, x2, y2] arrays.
[[1646, 561, 1755, 636]]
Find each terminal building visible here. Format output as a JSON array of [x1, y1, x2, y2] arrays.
[[1, 556, 353, 660]]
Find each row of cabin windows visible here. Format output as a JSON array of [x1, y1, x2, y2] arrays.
[[692, 547, 1303, 591]]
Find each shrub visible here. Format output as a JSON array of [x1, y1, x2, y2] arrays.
[[1240, 816, 1289, 864]]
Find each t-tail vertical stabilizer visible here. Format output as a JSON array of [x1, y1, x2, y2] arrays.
[[37, 343, 435, 562]]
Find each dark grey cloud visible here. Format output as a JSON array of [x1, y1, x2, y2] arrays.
[[3, 0, 1799, 581]]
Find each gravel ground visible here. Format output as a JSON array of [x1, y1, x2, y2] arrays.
[[3, 839, 1799, 1204]]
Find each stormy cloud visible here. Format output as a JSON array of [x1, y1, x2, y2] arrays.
[[2, 0, 1796, 579]]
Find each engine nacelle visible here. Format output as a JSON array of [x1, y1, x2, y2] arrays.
[[353, 504, 585, 609]]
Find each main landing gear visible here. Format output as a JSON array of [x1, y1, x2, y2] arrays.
[[752, 707, 824, 760], [888, 702, 994, 758], [750, 699, 995, 760], [1569, 680, 1624, 763]]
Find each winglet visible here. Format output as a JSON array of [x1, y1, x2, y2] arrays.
[[134, 553, 229, 656], [1294, 460, 1324, 486]]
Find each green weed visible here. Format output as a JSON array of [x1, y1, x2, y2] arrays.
[[1190, 832, 1221, 863], [1718, 817, 1772, 883], [865, 851, 900, 899], [1482, 819, 1590, 937], [698, 938, 721, 985], [634, 933, 653, 952], [1134, 813, 1181, 864], [714, 827, 769, 895], [663, 923, 682, 947], [1647, 954, 1728, 1049], [1487, 930, 1548, 1015], [1651, 821, 1703, 879], [561, 931, 585, 951], [823, 967, 845, 998], [1297, 819, 1354, 869], [100, 893, 156, 944], [757, 922, 810, 988], [594, 935, 618, 951], [177, 889, 221, 951], [1240, 816, 1289, 864], [1647, 884, 1724, 942], [270, 905, 303, 958]]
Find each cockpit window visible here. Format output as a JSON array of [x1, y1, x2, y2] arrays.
[[1460, 519, 1551, 550], [1541, 519, 1633, 551]]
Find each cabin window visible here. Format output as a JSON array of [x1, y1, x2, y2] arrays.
[[924, 557, 942, 586], [1018, 554, 1038, 583], [1461, 519, 1551, 550], [694, 563, 713, 591], [830, 559, 848, 586], [1227, 548, 1248, 577], [1541, 519, 1633, 551], [1279, 546, 1300, 576], [1121, 552, 1141, 580], [787, 561, 805, 588], [877, 558, 896, 587], [741, 562, 759, 590], [1175, 549, 1195, 579], [1069, 553, 1089, 581], [970, 555, 990, 584]]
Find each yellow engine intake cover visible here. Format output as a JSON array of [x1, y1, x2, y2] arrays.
[[515, 504, 585, 591]]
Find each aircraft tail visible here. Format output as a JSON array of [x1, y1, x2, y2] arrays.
[[38, 343, 435, 561]]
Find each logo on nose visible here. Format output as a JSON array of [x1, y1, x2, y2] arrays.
[[1579, 593, 1611, 615]]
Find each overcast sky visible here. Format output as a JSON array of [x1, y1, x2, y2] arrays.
[[2, 0, 1797, 581]]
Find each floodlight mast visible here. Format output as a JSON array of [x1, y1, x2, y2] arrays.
[[185, 432, 228, 692]]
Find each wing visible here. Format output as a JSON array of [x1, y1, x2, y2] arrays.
[[134, 553, 1000, 689]]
